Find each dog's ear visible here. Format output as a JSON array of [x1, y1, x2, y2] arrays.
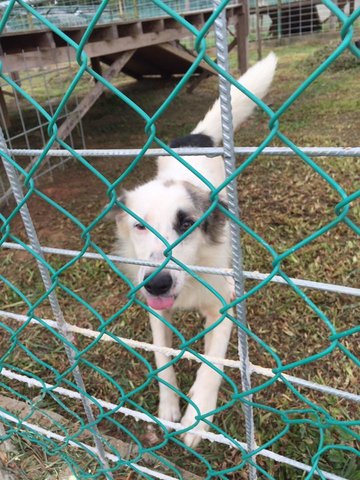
[[103, 190, 127, 222], [184, 182, 228, 243], [202, 195, 228, 244]]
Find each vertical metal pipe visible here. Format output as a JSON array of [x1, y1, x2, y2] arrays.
[[212, 2, 257, 478], [0, 127, 113, 479]]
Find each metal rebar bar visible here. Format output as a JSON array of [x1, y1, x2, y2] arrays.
[[8, 146, 360, 157], [213, 2, 257, 478]]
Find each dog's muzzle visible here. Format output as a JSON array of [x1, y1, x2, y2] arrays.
[[144, 272, 173, 295], [143, 272, 175, 310]]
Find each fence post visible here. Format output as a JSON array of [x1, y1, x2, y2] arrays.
[[0, 127, 113, 480], [255, 0, 262, 60], [277, 0, 282, 42], [213, 2, 257, 478]]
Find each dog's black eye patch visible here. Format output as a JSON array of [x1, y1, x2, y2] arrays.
[[170, 133, 214, 149], [174, 209, 195, 235]]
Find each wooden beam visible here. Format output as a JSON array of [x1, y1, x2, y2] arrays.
[[10, 71, 21, 88], [142, 18, 165, 34], [91, 57, 103, 81], [187, 70, 212, 94], [1, 27, 191, 73], [56, 50, 134, 142], [235, 0, 249, 73], [38, 31, 56, 49], [156, 42, 216, 76], [228, 37, 237, 52], [90, 25, 118, 42], [0, 88, 11, 130], [0, 5, 244, 73]]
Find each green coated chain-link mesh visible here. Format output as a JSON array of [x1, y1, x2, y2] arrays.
[[0, 0, 359, 479]]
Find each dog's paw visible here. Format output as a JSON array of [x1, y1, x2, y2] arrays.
[[181, 423, 209, 448], [158, 390, 181, 424], [180, 406, 210, 448], [180, 391, 215, 448]]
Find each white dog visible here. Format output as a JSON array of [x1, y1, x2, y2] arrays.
[[110, 53, 277, 447]]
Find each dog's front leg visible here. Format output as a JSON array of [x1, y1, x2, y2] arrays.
[[149, 311, 181, 423], [181, 307, 233, 448]]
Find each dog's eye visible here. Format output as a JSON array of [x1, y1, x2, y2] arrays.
[[179, 219, 194, 233], [134, 223, 146, 231]]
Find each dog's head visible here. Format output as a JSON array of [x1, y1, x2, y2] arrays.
[[109, 179, 228, 310]]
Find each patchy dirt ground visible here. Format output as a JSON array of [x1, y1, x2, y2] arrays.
[[1, 41, 359, 479]]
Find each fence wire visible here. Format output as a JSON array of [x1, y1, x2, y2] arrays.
[[0, 0, 359, 479]]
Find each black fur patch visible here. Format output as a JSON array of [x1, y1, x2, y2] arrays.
[[174, 209, 195, 236], [183, 182, 228, 244], [170, 133, 214, 149]]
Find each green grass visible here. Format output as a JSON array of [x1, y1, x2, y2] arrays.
[[0, 39, 359, 479]]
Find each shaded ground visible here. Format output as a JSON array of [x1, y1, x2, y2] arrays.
[[0, 41, 359, 479]]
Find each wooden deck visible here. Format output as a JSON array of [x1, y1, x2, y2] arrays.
[[0, 2, 248, 145], [0, 3, 248, 75]]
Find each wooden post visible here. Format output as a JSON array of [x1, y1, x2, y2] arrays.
[[0, 88, 10, 130], [277, 0, 282, 42], [255, 0, 262, 60], [57, 51, 134, 142], [236, 0, 249, 73], [91, 57, 103, 82], [10, 71, 21, 86]]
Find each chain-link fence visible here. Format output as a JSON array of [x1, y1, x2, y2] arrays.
[[249, 0, 359, 41], [2, 0, 359, 43], [0, 0, 238, 32], [0, 54, 88, 204], [1, 0, 359, 479]]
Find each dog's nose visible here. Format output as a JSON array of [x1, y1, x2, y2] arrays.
[[144, 272, 173, 296]]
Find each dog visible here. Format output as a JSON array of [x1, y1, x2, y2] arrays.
[[109, 53, 277, 447]]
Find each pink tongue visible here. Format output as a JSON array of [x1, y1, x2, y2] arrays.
[[147, 296, 175, 310]]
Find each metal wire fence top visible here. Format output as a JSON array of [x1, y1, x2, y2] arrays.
[[0, 0, 360, 479], [1, 0, 238, 32]]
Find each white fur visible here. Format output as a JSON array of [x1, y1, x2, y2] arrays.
[[113, 53, 277, 447], [192, 51, 277, 145]]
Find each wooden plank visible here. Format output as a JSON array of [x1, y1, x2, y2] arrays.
[[0, 5, 243, 39], [90, 24, 118, 42], [235, 0, 249, 73], [56, 50, 134, 142], [142, 18, 165, 34], [155, 43, 216, 75], [91, 57, 103, 81], [1, 27, 191, 73], [186, 70, 212, 94], [122, 52, 168, 78], [0, 88, 11, 130], [0, 4, 244, 73], [38, 31, 56, 49]]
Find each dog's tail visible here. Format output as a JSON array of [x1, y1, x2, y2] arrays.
[[192, 52, 277, 146]]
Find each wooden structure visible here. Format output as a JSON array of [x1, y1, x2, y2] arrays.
[[0, 4, 248, 75], [0, 2, 248, 142]]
